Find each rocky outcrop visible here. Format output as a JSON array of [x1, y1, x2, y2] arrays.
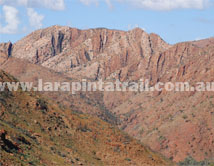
[[0, 42, 13, 57], [109, 38, 214, 162], [0, 130, 20, 153], [2, 25, 214, 163], [11, 25, 171, 80], [0, 42, 13, 65]]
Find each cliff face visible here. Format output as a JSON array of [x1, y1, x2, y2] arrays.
[[1, 25, 214, 163], [11, 25, 170, 80], [0, 42, 12, 65], [0, 42, 13, 57], [109, 38, 214, 162]]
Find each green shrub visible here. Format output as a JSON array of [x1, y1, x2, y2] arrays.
[[179, 156, 211, 166]]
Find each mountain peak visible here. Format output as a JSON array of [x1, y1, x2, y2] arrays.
[[130, 27, 145, 32], [10, 25, 170, 80]]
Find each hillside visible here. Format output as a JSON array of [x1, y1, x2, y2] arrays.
[[11, 25, 170, 80], [0, 55, 117, 125], [1, 25, 214, 163], [0, 70, 172, 166], [110, 38, 214, 162]]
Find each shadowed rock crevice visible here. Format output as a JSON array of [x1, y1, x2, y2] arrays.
[[8, 42, 13, 57], [57, 31, 64, 53], [0, 42, 13, 57], [0, 130, 20, 153], [35, 49, 39, 64], [84, 50, 91, 61], [51, 34, 56, 56]]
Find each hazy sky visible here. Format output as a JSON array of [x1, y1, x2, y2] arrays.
[[0, 0, 214, 44]]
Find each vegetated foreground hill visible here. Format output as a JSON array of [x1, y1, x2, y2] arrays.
[[0, 55, 117, 125], [1, 25, 214, 163], [0, 70, 172, 166]]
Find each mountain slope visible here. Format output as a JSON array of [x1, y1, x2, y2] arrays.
[[0, 70, 172, 166], [110, 38, 214, 162], [0, 56, 117, 124], [1, 25, 214, 163], [11, 25, 170, 80]]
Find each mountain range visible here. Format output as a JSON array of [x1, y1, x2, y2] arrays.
[[1, 25, 214, 165]]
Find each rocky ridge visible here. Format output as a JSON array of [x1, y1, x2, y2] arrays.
[[1, 25, 214, 163]]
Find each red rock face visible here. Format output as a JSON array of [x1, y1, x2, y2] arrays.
[[0, 42, 12, 65], [0, 42, 12, 56], [1, 25, 214, 163], [109, 38, 214, 162], [11, 25, 170, 80]]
